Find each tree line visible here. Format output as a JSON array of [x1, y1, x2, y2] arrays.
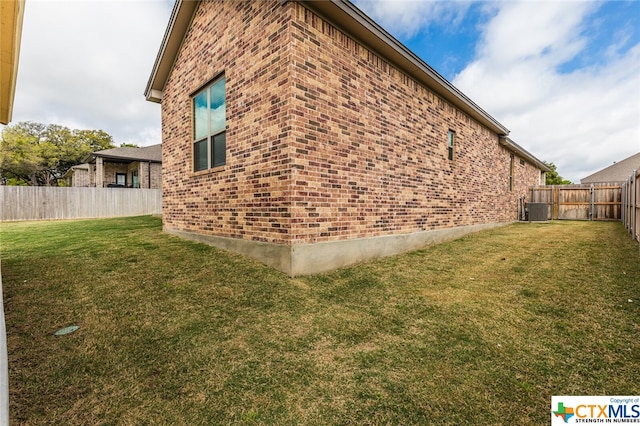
[[0, 121, 115, 186]]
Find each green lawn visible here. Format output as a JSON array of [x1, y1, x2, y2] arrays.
[[1, 216, 639, 425]]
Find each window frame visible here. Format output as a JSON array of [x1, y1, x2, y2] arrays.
[[509, 153, 515, 192], [132, 169, 139, 188], [115, 173, 127, 187], [447, 130, 455, 161], [192, 75, 226, 172]]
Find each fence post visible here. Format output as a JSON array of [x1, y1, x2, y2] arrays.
[[622, 181, 627, 231], [590, 184, 594, 221], [629, 169, 640, 241], [552, 186, 558, 220]]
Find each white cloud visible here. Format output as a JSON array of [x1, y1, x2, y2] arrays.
[[12, 0, 173, 146], [453, 1, 640, 183], [477, 1, 591, 68], [354, 0, 470, 39]]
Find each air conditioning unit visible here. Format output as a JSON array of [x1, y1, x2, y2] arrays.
[[526, 202, 548, 222]]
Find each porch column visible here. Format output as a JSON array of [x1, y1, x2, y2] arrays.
[[95, 157, 104, 188], [139, 162, 149, 188]]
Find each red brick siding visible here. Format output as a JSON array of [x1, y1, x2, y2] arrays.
[[161, 1, 293, 243], [102, 162, 129, 187], [135, 162, 162, 189], [69, 167, 92, 187], [287, 4, 540, 243], [149, 163, 162, 189], [160, 1, 543, 246]]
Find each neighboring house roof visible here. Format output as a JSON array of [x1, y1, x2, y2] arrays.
[[581, 152, 640, 183], [0, 0, 25, 124], [85, 144, 162, 163]]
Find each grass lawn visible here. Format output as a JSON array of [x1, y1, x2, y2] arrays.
[[1, 216, 639, 425]]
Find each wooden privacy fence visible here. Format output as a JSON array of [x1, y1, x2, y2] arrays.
[[0, 186, 162, 221], [529, 183, 621, 221], [621, 169, 639, 242]]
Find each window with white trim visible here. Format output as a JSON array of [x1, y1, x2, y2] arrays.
[[193, 76, 226, 171]]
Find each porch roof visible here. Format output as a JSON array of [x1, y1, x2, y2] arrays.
[[85, 144, 162, 164]]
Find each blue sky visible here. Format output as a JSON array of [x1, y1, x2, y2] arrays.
[[363, 1, 640, 82], [10, 0, 640, 184], [353, 0, 640, 182]]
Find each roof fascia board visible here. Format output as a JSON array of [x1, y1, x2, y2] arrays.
[[145, 0, 198, 103], [499, 137, 551, 172], [83, 153, 152, 164], [300, 0, 509, 136], [145, 0, 508, 136], [92, 152, 162, 163], [0, 0, 25, 124], [101, 156, 161, 163]]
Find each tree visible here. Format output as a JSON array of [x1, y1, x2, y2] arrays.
[[0, 121, 115, 186], [0, 122, 46, 185], [544, 162, 572, 185]]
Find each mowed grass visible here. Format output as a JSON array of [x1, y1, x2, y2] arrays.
[[1, 216, 639, 425]]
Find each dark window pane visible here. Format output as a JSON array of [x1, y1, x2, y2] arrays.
[[194, 139, 208, 171], [212, 132, 226, 167]]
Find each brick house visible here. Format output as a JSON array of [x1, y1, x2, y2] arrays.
[[63, 144, 162, 189], [145, 0, 549, 276]]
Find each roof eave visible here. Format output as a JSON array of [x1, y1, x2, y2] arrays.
[[89, 153, 162, 163], [145, 0, 198, 103], [99, 156, 161, 163], [0, 0, 26, 124], [301, 0, 509, 136], [144, 0, 510, 136], [499, 137, 551, 172]]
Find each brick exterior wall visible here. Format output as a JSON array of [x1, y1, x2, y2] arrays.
[[161, 1, 293, 243], [68, 167, 92, 187], [148, 162, 163, 189], [160, 1, 543, 249], [134, 161, 162, 189], [71, 161, 161, 188], [102, 162, 129, 187], [287, 4, 542, 244]]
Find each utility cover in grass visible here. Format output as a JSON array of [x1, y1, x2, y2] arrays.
[[54, 325, 79, 336]]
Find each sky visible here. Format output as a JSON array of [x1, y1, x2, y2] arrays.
[[8, 0, 640, 183]]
